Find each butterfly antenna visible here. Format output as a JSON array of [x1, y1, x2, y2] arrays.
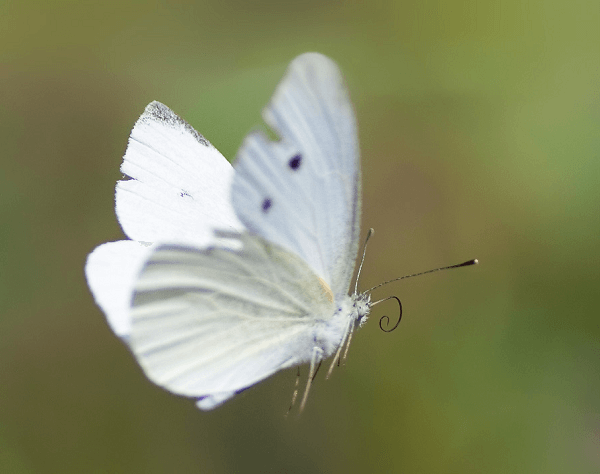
[[354, 228, 375, 295], [365, 259, 478, 294]]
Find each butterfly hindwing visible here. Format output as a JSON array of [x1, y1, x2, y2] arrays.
[[129, 232, 336, 399], [85, 240, 155, 338]]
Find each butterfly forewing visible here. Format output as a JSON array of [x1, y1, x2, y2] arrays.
[[116, 101, 242, 245], [232, 53, 361, 298]]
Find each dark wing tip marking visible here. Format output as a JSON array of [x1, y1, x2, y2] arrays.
[[288, 154, 302, 170], [143, 101, 210, 147], [262, 198, 272, 212]]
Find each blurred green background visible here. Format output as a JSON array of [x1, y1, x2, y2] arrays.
[[1, 1, 598, 473]]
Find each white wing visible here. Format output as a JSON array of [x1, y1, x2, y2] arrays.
[[117, 101, 243, 244], [129, 232, 336, 406], [86, 102, 244, 339], [231, 53, 361, 299], [85, 240, 154, 338]]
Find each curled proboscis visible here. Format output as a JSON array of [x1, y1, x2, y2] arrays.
[[378, 296, 403, 333]]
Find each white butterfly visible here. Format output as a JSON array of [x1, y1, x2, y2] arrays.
[[86, 53, 372, 411]]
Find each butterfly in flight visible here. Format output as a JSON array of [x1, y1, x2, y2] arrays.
[[85, 53, 476, 412]]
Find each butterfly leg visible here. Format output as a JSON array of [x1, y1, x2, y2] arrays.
[[299, 346, 323, 413], [342, 323, 356, 363], [325, 318, 352, 379], [285, 367, 301, 417]]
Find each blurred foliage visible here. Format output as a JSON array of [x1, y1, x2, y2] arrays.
[[1, 0, 598, 473]]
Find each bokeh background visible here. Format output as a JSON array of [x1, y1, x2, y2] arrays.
[[1, 1, 598, 473]]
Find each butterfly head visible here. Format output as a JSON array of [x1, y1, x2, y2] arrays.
[[352, 291, 371, 328]]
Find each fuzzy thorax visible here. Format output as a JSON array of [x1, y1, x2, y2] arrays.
[[314, 292, 371, 358]]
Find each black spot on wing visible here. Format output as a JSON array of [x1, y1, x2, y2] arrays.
[[180, 190, 192, 199], [144, 101, 210, 147], [288, 154, 302, 170], [262, 198, 272, 212]]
